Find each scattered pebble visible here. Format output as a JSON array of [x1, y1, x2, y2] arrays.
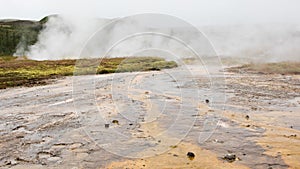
[[213, 139, 224, 143], [137, 129, 144, 132], [205, 99, 209, 104], [245, 115, 250, 120], [105, 124, 109, 128], [283, 134, 297, 138], [5, 159, 18, 165], [112, 120, 119, 125], [170, 145, 177, 148], [222, 153, 237, 162], [251, 107, 257, 111], [187, 152, 195, 160]]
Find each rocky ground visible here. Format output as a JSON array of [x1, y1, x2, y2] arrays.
[[0, 65, 299, 169]]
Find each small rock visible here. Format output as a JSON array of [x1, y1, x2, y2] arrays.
[[205, 99, 209, 104], [223, 154, 236, 162], [245, 115, 250, 120], [105, 124, 109, 128], [10, 159, 18, 165], [213, 139, 224, 143], [251, 107, 257, 111], [187, 152, 195, 160], [5, 159, 18, 165], [112, 120, 119, 125], [287, 134, 297, 138]]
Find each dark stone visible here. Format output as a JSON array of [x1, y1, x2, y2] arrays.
[[105, 124, 109, 128], [223, 154, 236, 162], [112, 120, 119, 125], [187, 152, 195, 160], [245, 115, 250, 120], [205, 99, 209, 104]]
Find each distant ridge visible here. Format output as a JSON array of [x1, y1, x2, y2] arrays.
[[0, 15, 57, 56]]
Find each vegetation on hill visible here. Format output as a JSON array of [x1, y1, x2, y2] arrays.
[[0, 18, 45, 56]]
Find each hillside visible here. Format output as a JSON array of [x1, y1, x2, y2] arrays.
[[0, 17, 49, 56]]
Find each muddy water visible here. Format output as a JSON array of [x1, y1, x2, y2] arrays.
[[0, 66, 299, 169]]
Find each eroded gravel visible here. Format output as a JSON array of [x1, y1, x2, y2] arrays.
[[0, 66, 299, 169]]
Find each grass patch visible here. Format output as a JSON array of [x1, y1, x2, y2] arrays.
[[0, 56, 177, 89], [227, 62, 300, 75]]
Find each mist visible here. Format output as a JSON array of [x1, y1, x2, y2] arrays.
[[19, 15, 300, 62], [23, 15, 110, 60], [203, 24, 300, 62]]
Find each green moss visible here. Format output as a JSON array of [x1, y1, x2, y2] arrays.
[[0, 56, 177, 89]]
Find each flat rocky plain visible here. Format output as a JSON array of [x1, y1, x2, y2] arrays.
[[0, 65, 299, 169]]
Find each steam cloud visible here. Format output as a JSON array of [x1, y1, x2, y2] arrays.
[[21, 15, 300, 62], [24, 15, 110, 60]]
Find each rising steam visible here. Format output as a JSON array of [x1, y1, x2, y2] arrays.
[[24, 15, 110, 60], [20, 15, 300, 62]]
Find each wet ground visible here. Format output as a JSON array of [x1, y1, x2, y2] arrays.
[[0, 65, 299, 169]]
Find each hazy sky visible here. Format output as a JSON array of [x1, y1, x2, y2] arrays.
[[1, 0, 300, 26]]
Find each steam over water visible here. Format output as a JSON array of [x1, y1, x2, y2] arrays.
[[21, 15, 300, 62]]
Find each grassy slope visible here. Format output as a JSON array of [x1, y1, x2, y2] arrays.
[[0, 19, 43, 56], [0, 56, 177, 89]]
